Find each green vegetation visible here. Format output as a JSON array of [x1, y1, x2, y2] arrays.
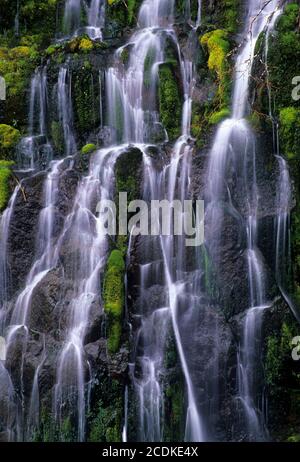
[[106, 0, 142, 35], [209, 108, 230, 125], [164, 333, 185, 441], [201, 0, 241, 33], [200, 29, 231, 108], [51, 121, 64, 155], [0, 160, 14, 211], [103, 250, 125, 354], [158, 63, 182, 141], [81, 143, 97, 155], [249, 2, 300, 302], [279, 107, 300, 161], [88, 378, 123, 442], [73, 66, 101, 140], [287, 434, 300, 443], [0, 125, 20, 159], [115, 147, 142, 204]]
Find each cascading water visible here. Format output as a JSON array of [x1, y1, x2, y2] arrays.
[[57, 67, 77, 157], [0, 0, 296, 444], [105, 19, 173, 143], [53, 145, 127, 441], [17, 68, 53, 170], [63, 0, 105, 40], [205, 0, 284, 441], [63, 0, 82, 36], [106, 0, 205, 442]]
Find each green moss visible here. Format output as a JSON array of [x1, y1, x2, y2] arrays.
[[0, 124, 20, 159], [201, 29, 231, 107], [81, 143, 97, 155], [88, 397, 122, 442], [164, 382, 184, 441], [60, 416, 76, 442], [73, 67, 100, 139], [103, 250, 125, 354], [265, 3, 300, 110], [120, 47, 130, 65], [287, 434, 300, 443], [0, 44, 38, 127], [209, 108, 230, 125], [0, 160, 14, 211], [164, 333, 185, 441], [252, 3, 300, 302], [201, 0, 241, 33], [51, 121, 64, 154], [158, 63, 182, 141], [115, 147, 142, 204]]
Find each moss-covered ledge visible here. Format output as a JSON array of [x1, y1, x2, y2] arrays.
[[158, 62, 183, 142], [103, 249, 126, 354], [0, 160, 14, 211]]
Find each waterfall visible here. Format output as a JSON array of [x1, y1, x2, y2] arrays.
[[205, 0, 284, 441], [106, 0, 205, 441], [263, 5, 299, 321], [106, 28, 169, 144], [57, 67, 77, 157], [63, 0, 105, 40], [53, 145, 127, 441], [17, 68, 53, 170]]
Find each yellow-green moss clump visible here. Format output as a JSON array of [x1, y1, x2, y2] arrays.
[[200, 29, 231, 108], [79, 38, 94, 53], [0, 160, 14, 211], [209, 108, 231, 125], [0, 124, 21, 159], [103, 250, 125, 354], [81, 143, 97, 155]]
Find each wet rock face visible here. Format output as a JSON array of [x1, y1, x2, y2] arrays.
[[8, 172, 46, 295]]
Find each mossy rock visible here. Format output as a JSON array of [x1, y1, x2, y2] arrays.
[[115, 147, 143, 204], [0, 160, 14, 212], [287, 434, 300, 443], [158, 62, 182, 141], [201, 0, 241, 33], [103, 250, 125, 354], [0, 124, 20, 159], [81, 143, 97, 155], [279, 107, 300, 161], [209, 107, 230, 125]]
